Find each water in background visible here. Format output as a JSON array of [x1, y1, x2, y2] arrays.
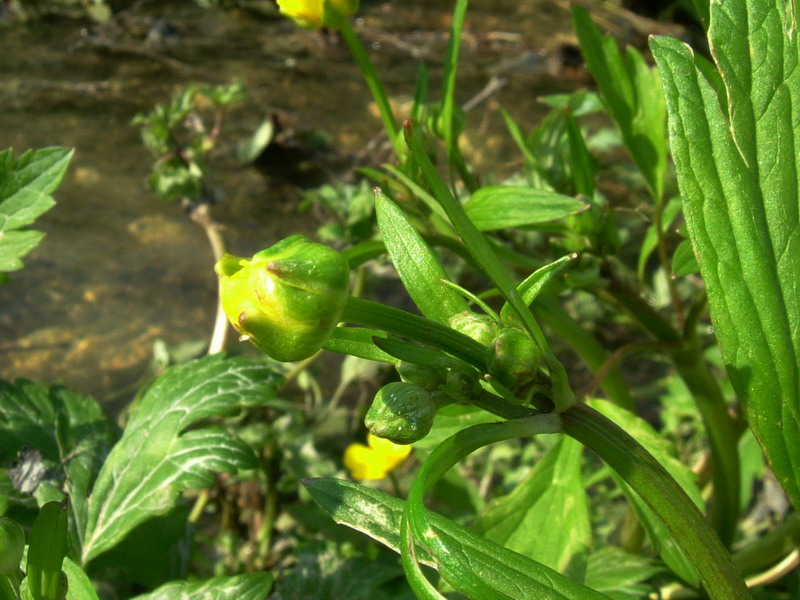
[[0, 0, 660, 406]]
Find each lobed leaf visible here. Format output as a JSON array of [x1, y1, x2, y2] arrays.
[[0, 147, 72, 275], [0, 381, 115, 555], [81, 355, 280, 564]]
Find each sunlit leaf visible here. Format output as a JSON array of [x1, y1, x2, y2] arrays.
[[130, 573, 273, 600], [0, 147, 72, 276], [652, 0, 800, 511], [81, 355, 280, 564]]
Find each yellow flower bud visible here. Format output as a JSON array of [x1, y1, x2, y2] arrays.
[[276, 0, 359, 30], [215, 235, 350, 362], [343, 433, 411, 480]]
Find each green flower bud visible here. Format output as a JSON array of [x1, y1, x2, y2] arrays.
[[487, 328, 544, 391], [449, 311, 498, 346], [443, 366, 481, 401], [365, 382, 435, 445], [215, 235, 350, 362], [397, 361, 446, 392], [0, 516, 24, 575]]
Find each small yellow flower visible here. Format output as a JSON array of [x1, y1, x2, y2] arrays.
[[276, 0, 359, 29], [344, 433, 412, 480]]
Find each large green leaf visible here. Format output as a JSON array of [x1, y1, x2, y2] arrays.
[[81, 355, 280, 564], [0, 147, 72, 277], [305, 477, 610, 600], [130, 573, 273, 600], [474, 437, 590, 580], [464, 186, 587, 232], [651, 0, 800, 510]]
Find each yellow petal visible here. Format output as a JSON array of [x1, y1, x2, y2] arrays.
[[343, 443, 390, 481], [367, 433, 412, 471]]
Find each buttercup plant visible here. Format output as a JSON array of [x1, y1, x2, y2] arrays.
[[4, 0, 800, 598]]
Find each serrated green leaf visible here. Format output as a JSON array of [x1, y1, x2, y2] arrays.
[[129, 573, 272, 600], [81, 355, 280, 564], [464, 186, 587, 232], [0, 147, 72, 276], [474, 437, 590, 580], [375, 190, 467, 324], [0, 381, 114, 556], [651, 0, 800, 511]]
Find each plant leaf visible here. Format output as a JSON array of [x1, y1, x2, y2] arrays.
[[572, 7, 667, 203], [130, 573, 273, 600], [81, 355, 280, 564], [0, 381, 115, 556], [464, 186, 587, 232], [305, 477, 610, 600], [651, 0, 800, 510], [62, 557, 100, 600], [589, 400, 702, 585], [474, 437, 590, 580], [583, 547, 662, 599], [671, 239, 699, 278], [0, 147, 72, 276], [374, 189, 467, 324]]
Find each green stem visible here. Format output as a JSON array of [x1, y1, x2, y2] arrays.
[[561, 403, 752, 600], [339, 20, 402, 156], [599, 267, 740, 546], [341, 296, 487, 369]]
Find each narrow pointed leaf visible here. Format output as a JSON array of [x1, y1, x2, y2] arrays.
[[305, 477, 609, 600], [464, 187, 587, 232], [375, 189, 467, 324]]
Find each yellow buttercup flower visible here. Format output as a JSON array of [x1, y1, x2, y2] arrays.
[[344, 433, 412, 480], [277, 0, 359, 29]]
